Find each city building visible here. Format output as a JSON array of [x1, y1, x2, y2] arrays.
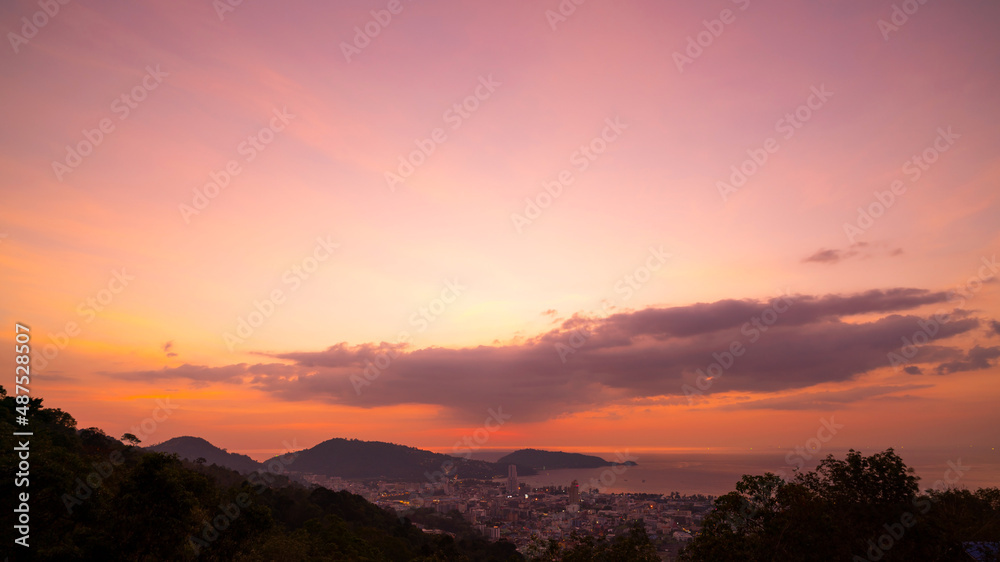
[[569, 479, 580, 503], [506, 464, 518, 495]]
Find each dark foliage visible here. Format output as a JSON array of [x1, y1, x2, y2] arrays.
[[680, 448, 1000, 561], [0, 387, 521, 561]]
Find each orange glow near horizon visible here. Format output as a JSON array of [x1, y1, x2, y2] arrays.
[[1, 0, 998, 483]]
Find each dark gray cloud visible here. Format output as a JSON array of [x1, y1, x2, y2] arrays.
[[110, 288, 991, 423], [580, 288, 950, 344]]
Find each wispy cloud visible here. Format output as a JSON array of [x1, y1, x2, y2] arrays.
[[803, 242, 903, 265]]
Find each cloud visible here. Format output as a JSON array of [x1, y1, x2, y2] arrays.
[[803, 248, 848, 264], [575, 288, 949, 344], [109, 288, 992, 423], [163, 340, 177, 358], [111, 363, 298, 384], [803, 242, 903, 264], [990, 320, 1000, 336], [935, 346, 1000, 374], [717, 384, 932, 411]]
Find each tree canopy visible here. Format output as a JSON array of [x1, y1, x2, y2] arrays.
[[681, 449, 1000, 561]]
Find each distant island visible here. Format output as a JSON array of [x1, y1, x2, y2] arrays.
[[290, 437, 539, 480], [497, 448, 638, 470]]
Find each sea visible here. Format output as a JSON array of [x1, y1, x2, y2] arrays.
[[463, 447, 1000, 497]]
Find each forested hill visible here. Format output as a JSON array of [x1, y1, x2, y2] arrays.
[[0, 386, 521, 561], [147, 435, 263, 474]]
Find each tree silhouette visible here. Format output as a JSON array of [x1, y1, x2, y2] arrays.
[[681, 449, 1000, 561]]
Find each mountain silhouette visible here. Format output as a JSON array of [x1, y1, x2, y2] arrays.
[[290, 438, 538, 480], [497, 448, 635, 470], [146, 436, 263, 474]]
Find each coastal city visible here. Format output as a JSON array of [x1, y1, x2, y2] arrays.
[[300, 466, 715, 559]]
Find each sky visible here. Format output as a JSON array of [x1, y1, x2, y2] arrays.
[[1, 0, 999, 468]]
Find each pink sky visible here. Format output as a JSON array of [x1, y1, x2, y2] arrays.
[[1, 0, 998, 466]]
